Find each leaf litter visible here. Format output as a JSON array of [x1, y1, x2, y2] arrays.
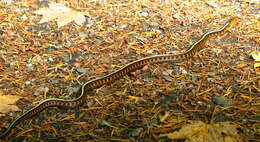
[[0, 0, 259, 141]]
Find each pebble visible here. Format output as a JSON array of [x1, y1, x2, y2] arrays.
[[26, 63, 34, 69], [150, 22, 159, 27], [25, 79, 35, 85], [207, 1, 218, 8], [37, 86, 49, 92], [173, 13, 181, 19], [48, 78, 59, 84], [147, 49, 155, 53], [121, 24, 128, 29], [139, 9, 149, 17], [242, 118, 248, 122], [163, 76, 172, 82], [25, 81, 31, 85], [48, 57, 54, 62], [33, 86, 49, 97], [76, 68, 87, 74], [135, 37, 147, 42], [212, 95, 233, 106], [216, 84, 223, 90], [33, 91, 40, 97], [209, 67, 216, 72], [207, 78, 215, 83], [9, 62, 16, 66], [180, 67, 187, 74], [85, 17, 94, 28], [162, 71, 169, 76], [79, 32, 86, 38], [62, 55, 71, 63], [129, 128, 143, 136], [192, 76, 198, 82]]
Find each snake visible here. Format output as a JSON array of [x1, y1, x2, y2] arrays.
[[0, 17, 238, 139]]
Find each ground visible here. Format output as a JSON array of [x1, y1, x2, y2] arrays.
[[0, 0, 259, 141]]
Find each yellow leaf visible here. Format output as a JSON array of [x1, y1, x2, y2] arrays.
[[0, 94, 21, 115], [254, 63, 260, 68], [34, 2, 86, 28], [251, 51, 260, 68], [251, 51, 260, 61]]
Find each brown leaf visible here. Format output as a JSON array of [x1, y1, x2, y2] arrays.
[[0, 93, 21, 116], [160, 121, 244, 142]]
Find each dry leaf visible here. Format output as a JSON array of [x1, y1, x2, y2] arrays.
[[251, 51, 260, 68], [160, 121, 244, 142], [0, 94, 21, 116], [34, 2, 86, 28]]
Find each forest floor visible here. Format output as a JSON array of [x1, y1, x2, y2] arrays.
[[0, 0, 259, 141]]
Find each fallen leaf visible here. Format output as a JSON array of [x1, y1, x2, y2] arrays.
[[160, 121, 244, 142], [251, 51, 260, 68], [0, 94, 21, 116], [34, 2, 86, 28]]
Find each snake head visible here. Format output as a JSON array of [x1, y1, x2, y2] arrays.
[[226, 16, 238, 31]]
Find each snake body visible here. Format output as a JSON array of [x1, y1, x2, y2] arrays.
[[0, 17, 237, 139]]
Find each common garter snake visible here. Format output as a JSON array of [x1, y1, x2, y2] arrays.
[[0, 17, 238, 139]]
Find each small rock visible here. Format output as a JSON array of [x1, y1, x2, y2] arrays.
[[129, 128, 143, 136], [150, 22, 159, 27], [180, 67, 187, 74], [207, 1, 218, 8], [242, 118, 248, 122], [48, 78, 59, 84], [76, 68, 87, 74], [33, 91, 40, 97], [9, 62, 16, 66], [162, 71, 169, 76], [192, 76, 198, 82], [163, 76, 172, 82], [121, 24, 128, 29], [48, 57, 54, 62], [79, 32, 86, 38], [139, 9, 149, 17], [26, 63, 34, 69], [173, 13, 182, 19], [216, 84, 223, 90], [85, 17, 94, 28], [207, 78, 214, 83], [147, 49, 155, 53], [135, 37, 147, 42], [209, 68, 216, 72], [25, 81, 31, 85], [212, 95, 233, 106], [37, 86, 49, 92], [25, 79, 35, 85], [62, 56, 71, 63]]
